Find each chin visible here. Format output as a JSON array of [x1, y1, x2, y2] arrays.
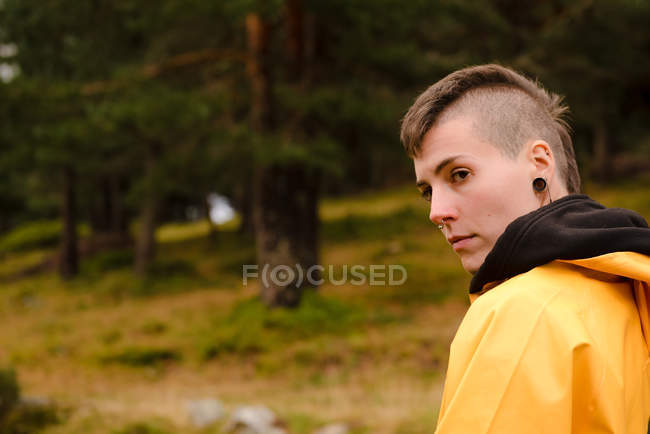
[[460, 254, 483, 275]]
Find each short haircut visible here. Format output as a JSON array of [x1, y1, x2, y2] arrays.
[[400, 64, 581, 194]]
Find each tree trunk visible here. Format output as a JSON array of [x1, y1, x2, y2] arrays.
[[286, 0, 303, 82], [245, 13, 273, 132], [89, 177, 111, 234], [59, 166, 78, 279], [87, 175, 131, 254], [134, 147, 159, 276], [108, 174, 128, 235], [134, 195, 157, 276], [246, 3, 321, 308], [253, 165, 320, 307]]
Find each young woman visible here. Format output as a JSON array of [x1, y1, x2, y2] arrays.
[[401, 64, 650, 433]]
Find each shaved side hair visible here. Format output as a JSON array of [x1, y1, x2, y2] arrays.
[[400, 64, 581, 194]]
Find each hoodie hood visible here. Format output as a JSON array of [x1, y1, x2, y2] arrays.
[[559, 252, 650, 355], [470, 194, 650, 294], [470, 194, 650, 353]]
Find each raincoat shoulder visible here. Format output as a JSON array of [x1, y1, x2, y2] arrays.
[[436, 253, 650, 434]]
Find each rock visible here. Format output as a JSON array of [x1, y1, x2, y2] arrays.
[[186, 398, 225, 428], [223, 405, 287, 434], [19, 396, 53, 407], [313, 423, 350, 434]]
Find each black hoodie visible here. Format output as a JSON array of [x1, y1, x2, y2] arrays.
[[470, 194, 650, 294]]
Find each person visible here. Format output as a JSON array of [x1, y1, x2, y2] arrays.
[[400, 64, 650, 433]]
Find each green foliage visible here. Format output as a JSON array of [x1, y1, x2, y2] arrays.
[[322, 206, 427, 242], [249, 132, 344, 177], [263, 290, 367, 337], [132, 259, 198, 296], [0, 220, 61, 253], [83, 249, 134, 274], [0, 367, 59, 433], [72, 259, 203, 303], [200, 291, 396, 359], [146, 258, 195, 278], [0, 250, 49, 281], [201, 296, 284, 358], [2, 400, 60, 434], [0, 368, 20, 422]]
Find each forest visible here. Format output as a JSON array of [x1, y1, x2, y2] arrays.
[[0, 0, 649, 433]]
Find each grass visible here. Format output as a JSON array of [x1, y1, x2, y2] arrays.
[[0, 181, 648, 433], [198, 291, 400, 362]]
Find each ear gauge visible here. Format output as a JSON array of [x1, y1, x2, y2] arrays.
[[437, 224, 443, 230], [532, 177, 547, 192], [532, 177, 553, 204]]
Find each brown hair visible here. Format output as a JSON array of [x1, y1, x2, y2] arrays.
[[400, 64, 581, 194]]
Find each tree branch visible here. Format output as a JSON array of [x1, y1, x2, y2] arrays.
[[81, 48, 245, 95]]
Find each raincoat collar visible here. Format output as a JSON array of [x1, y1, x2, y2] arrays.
[[470, 194, 650, 294]]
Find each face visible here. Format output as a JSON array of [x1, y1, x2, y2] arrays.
[[414, 117, 542, 274]]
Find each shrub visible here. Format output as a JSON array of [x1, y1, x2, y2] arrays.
[[128, 259, 198, 297], [263, 290, 365, 337], [2, 399, 60, 434], [0, 368, 19, 422], [147, 259, 195, 277], [0, 367, 59, 433], [200, 291, 397, 360], [84, 249, 134, 274], [0, 221, 61, 254]]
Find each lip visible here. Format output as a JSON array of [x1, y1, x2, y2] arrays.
[[447, 235, 475, 251]]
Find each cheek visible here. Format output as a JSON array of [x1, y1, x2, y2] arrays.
[[472, 174, 530, 238], [487, 168, 533, 209], [472, 181, 513, 217]]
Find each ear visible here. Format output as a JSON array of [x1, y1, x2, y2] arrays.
[[527, 140, 554, 176]]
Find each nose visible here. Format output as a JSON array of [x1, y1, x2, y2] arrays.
[[428, 192, 457, 228]]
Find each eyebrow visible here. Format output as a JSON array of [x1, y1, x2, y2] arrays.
[[416, 155, 464, 188]]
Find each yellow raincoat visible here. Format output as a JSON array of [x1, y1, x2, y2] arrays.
[[436, 252, 650, 433]]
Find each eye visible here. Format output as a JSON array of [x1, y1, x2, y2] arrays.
[[420, 187, 432, 202], [451, 169, 470, 183]]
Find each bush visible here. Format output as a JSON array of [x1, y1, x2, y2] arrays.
[[200, 299, 270, 358], [263, 290, 366, 337], [84, 249, 134, 274], [0, 368, 19, 422], [0, 221, 61, 254], [200, 291, 397, 359], [0, 367, 59, 433], [2, 399, 60, 434], [146, 259, 195, 277]]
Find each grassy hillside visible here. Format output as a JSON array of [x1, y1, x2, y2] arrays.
[[0, 183, 648, 433]]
